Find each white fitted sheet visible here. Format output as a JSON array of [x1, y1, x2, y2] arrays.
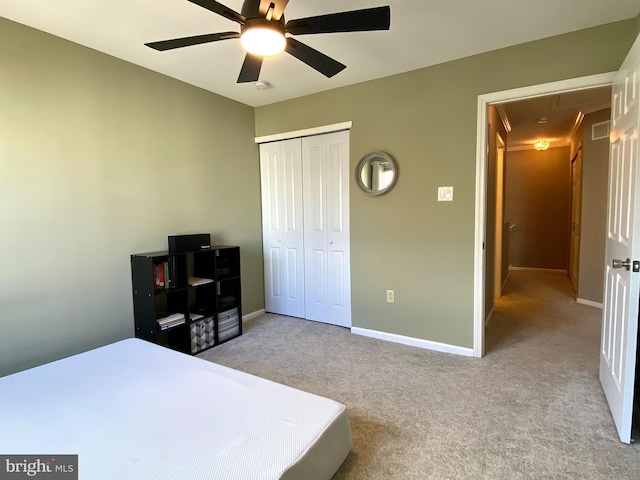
[[0, 338, 351, 480]]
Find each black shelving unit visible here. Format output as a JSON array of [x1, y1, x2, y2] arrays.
[[131, 246, 242, 354]]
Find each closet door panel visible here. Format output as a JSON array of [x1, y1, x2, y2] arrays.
[[329, 142, 347, 234], [302, 131, 351, 327], [285, 246, 302, 301], [307, 144, 326, 233], [266, 246, 281, 297], [326, 131, 351, 326], [308, 248, 327, 306], [303, 140, 328, 322], [260, 139, 305, 317]]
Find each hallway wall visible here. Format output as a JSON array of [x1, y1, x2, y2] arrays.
[[578, 109, 612, 304], [506, 147, 572, 270], [485, 106, 509, 318]]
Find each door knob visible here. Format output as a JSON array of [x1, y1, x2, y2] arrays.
[[612, 258, 631, 270]]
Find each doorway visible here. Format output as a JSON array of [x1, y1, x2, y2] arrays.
[[474, 72, 616, 357]]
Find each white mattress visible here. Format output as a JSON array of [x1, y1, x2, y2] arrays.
[[0, 338, 351, 480]]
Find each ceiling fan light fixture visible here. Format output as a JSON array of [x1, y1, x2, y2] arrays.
[[241, 22, 286, 57]]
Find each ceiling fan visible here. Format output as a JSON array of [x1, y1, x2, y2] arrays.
[[145, 0, 391, 83]]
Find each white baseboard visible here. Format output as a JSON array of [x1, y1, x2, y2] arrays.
[[577, 298, 603, 309], [243, 309, 265, 323], [351, 327, 474, 357], [509, 266, 568, 274]]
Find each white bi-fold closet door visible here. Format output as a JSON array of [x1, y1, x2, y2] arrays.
[[260, 130, 351, 327]]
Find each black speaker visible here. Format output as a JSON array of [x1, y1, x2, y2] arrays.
[[168, 234, 211, 253]]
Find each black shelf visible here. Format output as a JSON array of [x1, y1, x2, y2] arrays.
[[131, 245, 242, 354]]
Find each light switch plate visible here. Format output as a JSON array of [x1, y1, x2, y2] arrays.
[[438, 186, 454, 202]]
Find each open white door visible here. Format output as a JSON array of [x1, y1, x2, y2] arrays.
[[600, 33, 640, 444]]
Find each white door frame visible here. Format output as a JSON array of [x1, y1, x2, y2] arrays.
[[473, 72, 616, 357]]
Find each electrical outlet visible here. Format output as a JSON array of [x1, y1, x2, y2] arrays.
[[386, 290, 395, 303]]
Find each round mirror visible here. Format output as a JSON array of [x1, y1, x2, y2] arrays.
[[356, 151, 398, 196]]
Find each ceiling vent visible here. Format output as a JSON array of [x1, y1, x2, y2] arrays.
[[592, 120, 611, 141]]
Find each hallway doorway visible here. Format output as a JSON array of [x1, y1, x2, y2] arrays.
[[474, 73, 615, 357]]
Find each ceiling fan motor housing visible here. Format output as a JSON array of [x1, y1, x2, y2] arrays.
[[240, 16, 286, 36], [241, 0, 284, 20]]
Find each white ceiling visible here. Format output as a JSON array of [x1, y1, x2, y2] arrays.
[[1, 0, 638, 107]]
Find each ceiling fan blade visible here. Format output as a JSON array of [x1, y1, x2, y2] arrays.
[[285, 38, 346, 78], [237, 53, 264, 83], [286, 6, 390, 35], [145, 32, 239, 51], [258, 0, 289, 20], [188, 0, 246, 24]]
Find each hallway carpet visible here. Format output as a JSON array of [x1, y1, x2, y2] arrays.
[[199, 270, 640, 479]]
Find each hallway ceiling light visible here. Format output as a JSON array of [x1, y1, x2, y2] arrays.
[[534, 139, 550, 151]]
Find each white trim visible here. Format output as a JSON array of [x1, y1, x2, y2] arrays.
[[567, 111, 585, 144], [478, 72, 616, 105], [577, 298, 603, 309], [508, 266, 568, 274], [474, 72, 616, 359], [495, 104, 512, 133], [242, 309, 265, 323], [507, 141, 570, 152], [473, 93, 488, 358], [254, 121, 352, 144], [351, 327, 474, 357]]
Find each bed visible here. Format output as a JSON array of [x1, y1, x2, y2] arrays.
[[0, 338, 351, 480]]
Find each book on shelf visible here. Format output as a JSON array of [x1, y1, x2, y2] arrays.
[[190, 312, 204, 321], [154, 261, 175, 290], [188, 276, 214, 287], [157, 312, 186, 330], [154, 263, 164, 289]]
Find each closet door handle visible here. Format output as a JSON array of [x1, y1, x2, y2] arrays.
[[277, 238, 282, 242], [329, 240, 334, 245]]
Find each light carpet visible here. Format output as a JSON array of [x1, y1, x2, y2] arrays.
[[199, 270, 640, 479]]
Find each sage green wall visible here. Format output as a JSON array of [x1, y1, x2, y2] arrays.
[[0, 18, 262, 377], [578, 109, 612, 303], [255, 20, 636, 349]]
